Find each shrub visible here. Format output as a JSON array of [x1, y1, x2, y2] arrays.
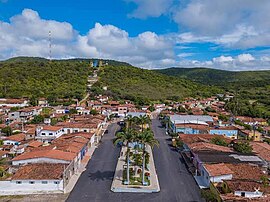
[[210, 136, 229, 146], [233, 141, 252, 154]]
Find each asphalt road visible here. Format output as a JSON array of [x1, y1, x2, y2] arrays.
[[66, 120, 203, 202]]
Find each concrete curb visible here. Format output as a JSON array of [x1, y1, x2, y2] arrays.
[[111, 145, 160, 193]]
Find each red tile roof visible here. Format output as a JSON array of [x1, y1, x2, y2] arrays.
[[179, 134, 232, 145], [224, 180, 263, 192], [5, 133, 25, 142], [12, 149, 76, 162], [226, 163, 265, 181], [188, 142, 233, 152], [42, 125, 63, 131], [251, 142, 270, 161], [27, 140, 43, 148], [12, 163, 67, 180], [204, 163, 233, 176]]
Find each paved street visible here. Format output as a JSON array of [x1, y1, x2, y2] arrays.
[[67, 120, 203, 202]]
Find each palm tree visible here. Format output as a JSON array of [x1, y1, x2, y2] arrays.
[[138, 129, 159, 186], [126, 115, 135, 129], [113, 128, 136, 185], [137, 115, 151, 132]]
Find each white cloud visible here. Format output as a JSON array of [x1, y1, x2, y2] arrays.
[[213, 56, 233, 63], [190, 54, 270, 71], [126, 0, 174, 19], [0, 9, 174, 68], [177, 53, 193, 58], [237, 54, 255, 63], [128, 0, 270, 49], [1, 8, 270, 71], [173, 0, 270, 48]]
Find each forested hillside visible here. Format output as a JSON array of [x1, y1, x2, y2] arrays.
[[157, 67, 270, 118], [92, 65, 221, 103], [0, 57, 92, 100], [157, 67, 270, 88]]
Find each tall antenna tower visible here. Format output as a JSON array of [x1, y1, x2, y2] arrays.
[[49, 31, 52, 61]]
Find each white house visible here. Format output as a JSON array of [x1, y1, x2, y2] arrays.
[[0, 99, 29, 108], [197, 163, 233, 188], [224, 180, 263, 198], [8, 107, 42, 122], [11, 149, 76, 166], [3, 133, 26, 146], [0, 163, 67, 195], [35, 126, 64, 143]]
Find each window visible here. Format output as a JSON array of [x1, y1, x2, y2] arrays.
[[41, 181, 48, 184], [41, 133, 45, 136], [241, 192, 245, 197], [49, 133, 53, 136], [54, 181, 60, 184], [84, 130, 87, 132], [29, 181, 35, 184], [16, 181, 22, 184]]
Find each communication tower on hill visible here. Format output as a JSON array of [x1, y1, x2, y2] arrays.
[[49, 31, 52, 61]]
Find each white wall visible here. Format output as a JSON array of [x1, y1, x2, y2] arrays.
[[3, 140, 19, 146], [0, 180, 63, 195], [235, 191, 263, 198], [200, 165, 232, 188], [12, 157, 70, 166], [210, 175, 232, 183], [63, 127, 91, 134], [36, 129, 64, 140]]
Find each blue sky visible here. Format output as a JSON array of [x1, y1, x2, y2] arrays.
[[0, 0, 270, 70]]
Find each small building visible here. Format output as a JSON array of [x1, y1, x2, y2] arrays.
[[210, 126, 238, 139], [239, 130, 262, 141], [11, 149, 77, 166], [35, 126, 64, 143], [0, 163, 68, 195], [3, 133, 26, 146], [169, 115, 214, 133], [8, 107, 42, 123]]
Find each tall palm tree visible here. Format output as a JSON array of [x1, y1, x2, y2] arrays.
[[138, 129, 159, 186], [113, 128, 136, 185], [126, 115, 135, 129], [137, 115, 151, 132]]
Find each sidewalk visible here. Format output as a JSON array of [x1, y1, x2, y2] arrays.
[[64, 145, 97, 193], [111, 145, 160, 193]]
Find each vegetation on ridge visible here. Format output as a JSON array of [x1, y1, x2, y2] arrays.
[[93, 65, 221, 104]]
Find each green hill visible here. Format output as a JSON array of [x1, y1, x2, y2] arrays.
[[93, 65, 221, 103], [157, 67, 270, 118], [0, 57, 92, 100], [157, 67, 270, 88], [0, 57, 220, 104]]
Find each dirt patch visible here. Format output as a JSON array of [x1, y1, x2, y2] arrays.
[[0, 194, 69, 202]]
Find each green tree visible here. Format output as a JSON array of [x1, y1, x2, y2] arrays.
[[136, 115, 150, 132], [218, 114, 229, 122], [113, 128, 136, 185], [90, 109, 98, 115], [210, 136, 229, 146], [148, 105, 155, 112], [1, 126, 12, 136], [69, 108, 78, 114], [30, 115, 44, 124], [138, 129, 159, 186], [233, 141, 253, 154], [30, 96, 38, 106]]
